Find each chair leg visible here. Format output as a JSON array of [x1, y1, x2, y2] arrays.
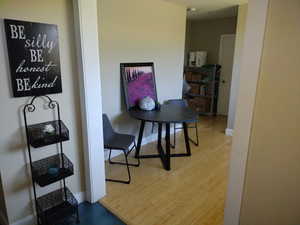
[[108, 149, 113, 164], [124, 150, 131, 183], [195, 122, 199, 146], [106, 143, 140, 184], [188, 122, 199, 146], [151, 122, 155, 133], [106, 149, 131, 184], [76, 206, 80, 223], [133, 141, 140, 167], [108, 144, 140, 167], [171, 123, 176, 148], [172, 122, 199, 147]]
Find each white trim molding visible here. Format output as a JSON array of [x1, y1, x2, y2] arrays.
[[218, 34, 236, 116], [225, 128, 234, 136], [74, 191, 86, 204], [11, 215, 34, 225], [218, 34, 236, 65], [72, 0, 106, 203], [224, 1, 270, 225]]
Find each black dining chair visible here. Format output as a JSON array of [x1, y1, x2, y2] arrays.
[[165, 99, 199, 148], [102, 114, 140, 184]]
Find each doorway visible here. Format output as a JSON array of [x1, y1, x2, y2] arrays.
[[218, 34, 236, 115], [74, 1, 271, 225], [99, 6, 240, 225]]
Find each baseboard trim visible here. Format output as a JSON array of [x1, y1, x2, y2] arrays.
[[11, 214, 34, 225], [11, 191, 86, 225], [0, 210, 8, 225], [74, 191, 86, 204], [225, 128, 234, 136]]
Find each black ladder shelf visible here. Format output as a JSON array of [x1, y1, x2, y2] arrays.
[[23, 95, 80, 225]]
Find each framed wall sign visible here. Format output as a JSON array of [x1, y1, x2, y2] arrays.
[[121, 62, 158, 110], [4, 19, 62, 97]]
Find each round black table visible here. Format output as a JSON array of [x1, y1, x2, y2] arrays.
[[129, 104, 198, 171]]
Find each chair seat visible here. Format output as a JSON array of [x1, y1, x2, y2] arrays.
[[104, 133, 135, 150]]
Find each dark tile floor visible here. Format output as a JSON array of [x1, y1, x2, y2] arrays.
[[1, 202, 125, 225], [77, 202, 126, 225]]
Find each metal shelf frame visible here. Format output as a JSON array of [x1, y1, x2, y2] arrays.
[[23, 95, 79, 225]]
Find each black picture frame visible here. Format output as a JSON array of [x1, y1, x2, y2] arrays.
[[121, 62, 158, 110], [4, 19, 62, 97]]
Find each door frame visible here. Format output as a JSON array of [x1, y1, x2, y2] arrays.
[[218, 34, 236, 115], [224, 0, 269, 225], [72, 0, 106, 203], [218, 34, 236, 65], [71, 0, 270, 223]]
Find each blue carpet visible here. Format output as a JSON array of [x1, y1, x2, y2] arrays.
[[78, 202, 126, 225]]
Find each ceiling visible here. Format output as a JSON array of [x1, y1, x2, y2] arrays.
[[164, 0, 248, 20]]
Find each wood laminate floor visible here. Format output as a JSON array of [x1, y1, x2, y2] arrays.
[[100, 116, 231, 225]]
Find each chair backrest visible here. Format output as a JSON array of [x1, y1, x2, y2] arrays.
[[102, 114, 115, 144], [166, 99, 188, 107]]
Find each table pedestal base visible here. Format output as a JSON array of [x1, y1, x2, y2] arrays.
[[135, 121, 192, 171]]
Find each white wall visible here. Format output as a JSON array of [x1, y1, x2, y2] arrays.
[[98, 0, 187, 136], [224, 0, 269, 224], [227, 4, 248, 132], [240, 0, 300, 224], [0, 0, 85, 224]]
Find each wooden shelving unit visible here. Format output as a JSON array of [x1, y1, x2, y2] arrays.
[[23, 95, 79, 225], [184, 64, 221, 116]]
